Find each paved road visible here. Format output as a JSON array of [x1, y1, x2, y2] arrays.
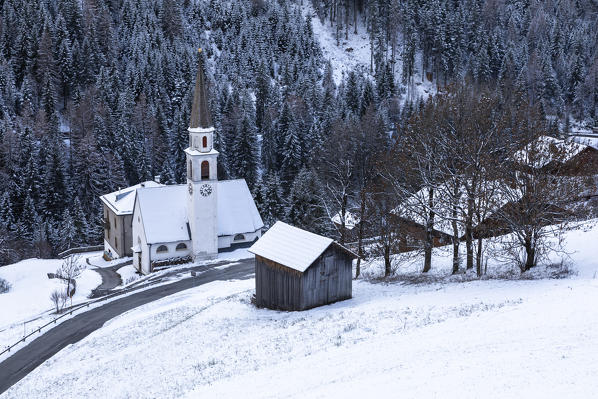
[[0, 258, 254, 395], [90, 265, 124, 296]]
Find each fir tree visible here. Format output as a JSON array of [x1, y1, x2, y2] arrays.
[[58, 208, 77, 251], [231, 114, 258, 190], [260, 172, 284, 228], [285, 168, 326, 233]]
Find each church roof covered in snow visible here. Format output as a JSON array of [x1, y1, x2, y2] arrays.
[[189, 49, 212, 129], [136, 185, 190, 244], [248, 221, 356, 273], [100, 181, 163, 216], [135, 180, 264, 244], [217, 180, 264, 236]]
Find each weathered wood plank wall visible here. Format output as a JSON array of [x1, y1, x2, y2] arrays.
[[255, 245, 353, 311]]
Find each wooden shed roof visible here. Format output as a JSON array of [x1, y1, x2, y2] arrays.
[[249, 221, 357, 273]]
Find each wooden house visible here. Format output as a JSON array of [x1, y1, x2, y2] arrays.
[[513, 135, 598, 176], [249, 221, 357, 311]]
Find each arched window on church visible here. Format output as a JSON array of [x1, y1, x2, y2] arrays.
[[233, 234, 245, 241], [201, 161, 210, 180], [202, 136, 208, 148], [189, 160, 193, 180], [156, 245, 168, 253], [176, 243, 187, 251]]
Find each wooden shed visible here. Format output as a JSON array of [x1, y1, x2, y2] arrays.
[[249, 221, 357, 311]]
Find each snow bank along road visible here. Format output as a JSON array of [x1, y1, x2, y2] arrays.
[[0, 258, 254, 395]]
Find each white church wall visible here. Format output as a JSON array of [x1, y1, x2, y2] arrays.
[[132, 198, 152, 274], [218, 230, 262, 249], [150, 241, 192, 262]]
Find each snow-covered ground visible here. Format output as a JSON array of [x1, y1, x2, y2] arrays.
[[84, 251, 130, 269], [0, 257, 101, 353], [116, 265, 139, 287], [303, 4, 371, 85], [303, 2, 436, 105], [0, 258, 100, 328], [0, 248, 253, 358], [3, 221, 597, 398]]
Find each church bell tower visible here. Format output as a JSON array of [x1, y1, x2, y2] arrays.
[[185, 49, 218, 259]]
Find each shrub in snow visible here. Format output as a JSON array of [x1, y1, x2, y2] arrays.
[[50, 289, 67, 313], [0, 277, 10, 293], [125, 275, 139, 285]]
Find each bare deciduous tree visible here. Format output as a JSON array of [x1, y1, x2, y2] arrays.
[[50, 289, 67, 313], [55, 255, 81, 307], [492, 105, 592, 271]]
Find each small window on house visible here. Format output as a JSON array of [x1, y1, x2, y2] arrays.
[[233, 234, 245, 241], [201, 161, 209, 180], [202, 136, 208, 148], [156, 245, 168, 253], [176, 243, 187, 251]]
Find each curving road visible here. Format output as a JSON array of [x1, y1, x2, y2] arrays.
[[0, 258, 254, 395]]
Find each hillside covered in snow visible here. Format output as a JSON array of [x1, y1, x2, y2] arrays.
[[3, 221, 597, 398], [1, 0, 598, 264]]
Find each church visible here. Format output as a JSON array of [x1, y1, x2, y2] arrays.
[[102, 52, 263, 275]]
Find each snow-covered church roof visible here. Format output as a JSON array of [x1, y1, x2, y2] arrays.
[[135, 180, 263, 244], [100, 181, 163, 215], [248, 221, 356, 272]]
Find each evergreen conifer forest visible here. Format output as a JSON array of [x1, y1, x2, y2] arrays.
[[0, 0, 596, 266]]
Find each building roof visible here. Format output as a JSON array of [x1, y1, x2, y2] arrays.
[[513, 135, 588, 169], [135, 180, 264, 244], [100, 181, 163, 216], [189, 50, 212, 129], [248, 221, 356, 273], [331, 211, 360, 230], [136, 185, 190, 244], [393, 179, 523, 237], [218, 180, 264, 236]]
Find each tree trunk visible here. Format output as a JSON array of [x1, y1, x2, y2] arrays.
[[476, 236, 483, 277], [524, 236, 535, 271], [331, 0, 335, 27], [355, 188, 366, 278], [465, 195, 474, 269], [451, 206, 459, 274], [340, 194, 347, 245], [423, 187, 434, 273], [345, 0, 349, 40], [353, 0, 357, 34], [384, 243, 391, 277]]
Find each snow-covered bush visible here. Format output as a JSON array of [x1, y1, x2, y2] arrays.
[[0, 277, 10, 293]]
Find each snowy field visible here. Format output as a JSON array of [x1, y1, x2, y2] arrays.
[[0, 258, 100, 344], [3, 222, 597, 398], [0, 248, 252, 358]]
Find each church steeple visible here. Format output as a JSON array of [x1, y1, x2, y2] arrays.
[[185, 47, 219, 260], [189, 49, 212, 129]]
